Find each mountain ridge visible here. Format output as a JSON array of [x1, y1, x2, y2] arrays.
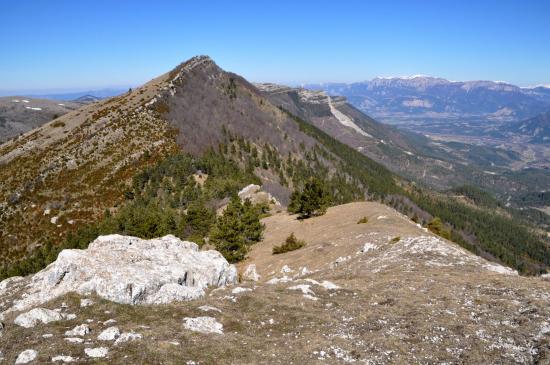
[[1, 55, 549, 279]]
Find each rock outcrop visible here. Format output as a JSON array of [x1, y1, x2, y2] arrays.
[[14, 308, 71, 328], [238, 184, 280, 207], [2, 234, 237, 314]]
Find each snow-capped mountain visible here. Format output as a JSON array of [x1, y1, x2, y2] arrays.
[[305, 77, 550, 124]]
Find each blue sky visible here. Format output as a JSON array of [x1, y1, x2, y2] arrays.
[[1, 0, 549, 94]]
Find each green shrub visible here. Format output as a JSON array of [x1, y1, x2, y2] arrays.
[[51, 120, 65, 128], [357, 216, 369, 224], [273, 233, 305, 254], [426, 217, 451, 240]]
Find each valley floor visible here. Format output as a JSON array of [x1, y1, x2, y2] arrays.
[[1, 202, 549, 364]]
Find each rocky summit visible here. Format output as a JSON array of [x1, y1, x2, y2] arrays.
[[0, 202, 549, 364]]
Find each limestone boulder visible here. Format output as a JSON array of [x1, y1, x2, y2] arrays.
[[3, 235, 237, 313]]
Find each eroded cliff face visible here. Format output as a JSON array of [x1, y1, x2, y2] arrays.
[[1, 202, 548, 364]]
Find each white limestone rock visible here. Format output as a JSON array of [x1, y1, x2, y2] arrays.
[[238, 184, 281, 206], [114, 331, 142, 345], [0, 276, 24, 296], [64, 324, 91, 337], [84, 347, 108, 358], [266, 276, 292, 285], [3, 235, 237, 312], [231, 287, 252, 294], [15, 349, 38, 364], [64, 337, 83, 344], [80, 299, 94, 307], [238, 184, 261, 198], [97, 326, 120, 341], [360, 243, 376, 253], [287, 284, 315, 296], [280, 265, 293, 274], [51, 355, 76, 363], [242, 264, 261, 281], [484, 263, 518, 276], [320, 280, 340, 290], [14, 308, 68, 328], [198, 305, 222, 313], [183, 316, 223, 334]]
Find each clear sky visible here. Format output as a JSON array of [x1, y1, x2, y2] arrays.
[[1, 0, 549, 94]]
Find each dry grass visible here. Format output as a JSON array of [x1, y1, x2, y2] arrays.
[[1, 203, 549, 364]]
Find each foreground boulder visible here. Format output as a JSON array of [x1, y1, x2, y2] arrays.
[[4, 234, 237, 313], [14, 308, 71, 328], [15, 349, 37, 364]]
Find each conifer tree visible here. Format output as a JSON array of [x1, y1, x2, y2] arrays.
[[210, 196, 264, 262], [288, 178, 330, 219]]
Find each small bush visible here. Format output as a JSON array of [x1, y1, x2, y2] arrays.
[[426, 217, 451, 240], [51, 120, 65, 128], [357, 216, 368, 224], [272, 233, 305, 254], [390, 236, 401, 244]]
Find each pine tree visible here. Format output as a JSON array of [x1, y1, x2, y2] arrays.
[[241, 198, 265, 242], [210, 195, 247, 262], [179, 201, 215, 243], [289, 178, 330, 219], [210, 196, 264, 262]]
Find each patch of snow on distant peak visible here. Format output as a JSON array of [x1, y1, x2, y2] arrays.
[[328, 96, 372, 138], [375, 74, 431, 80]]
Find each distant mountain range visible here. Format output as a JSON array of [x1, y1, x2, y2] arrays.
[[27, 88, 127, 101], [0, 97, 83, 142], [305, 77, 550, 125]]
